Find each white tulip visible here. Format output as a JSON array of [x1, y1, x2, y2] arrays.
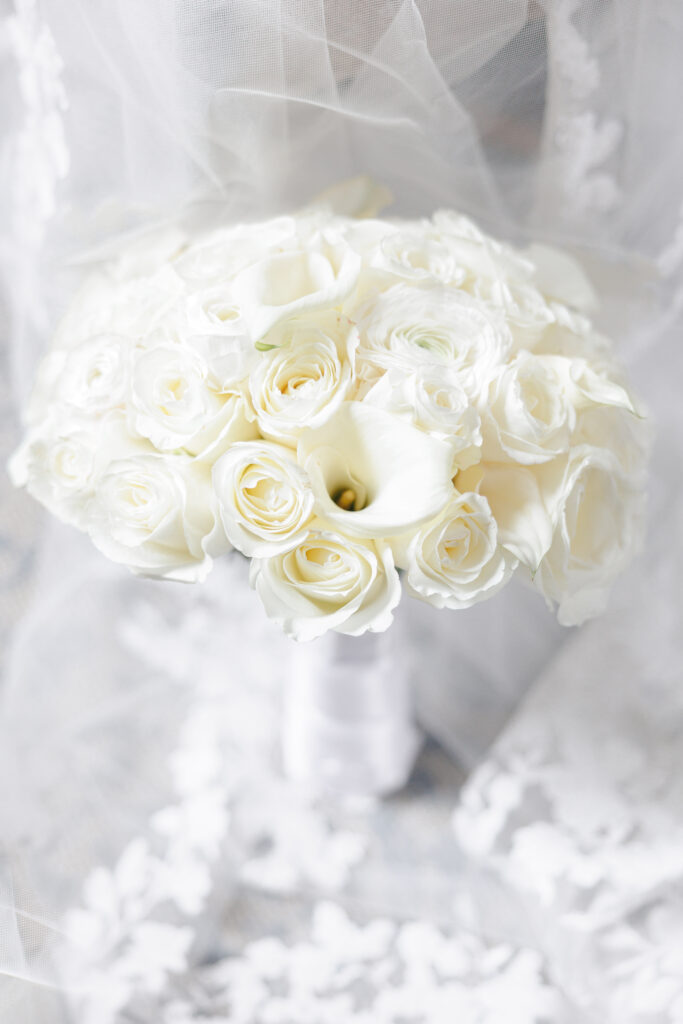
[[249, 313, 357, 446], [212, 441, 315, 556], [297, 403, 455, 538], [405, 492, 515, 610], [250, 526, 401, 641]]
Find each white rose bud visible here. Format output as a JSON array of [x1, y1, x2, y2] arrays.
[[405, 492, 515, 610], [535, 446, 645, 625], [249, 313, 357, 446], [250, 527, 401, 641], [130, 344, 257, 460], [212, 441, 315, 556], [86, 454, 224, 582]]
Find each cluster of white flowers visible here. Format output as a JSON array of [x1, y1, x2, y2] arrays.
[[10, 199, 648, 640]]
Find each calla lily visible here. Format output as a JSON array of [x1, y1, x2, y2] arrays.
[[298, 402, 455, 538]]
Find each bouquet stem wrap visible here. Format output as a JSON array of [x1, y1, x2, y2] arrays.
[[283, 628, 421, 796]]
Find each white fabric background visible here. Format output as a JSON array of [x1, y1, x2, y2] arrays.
[[1, 2, 682, 1020]]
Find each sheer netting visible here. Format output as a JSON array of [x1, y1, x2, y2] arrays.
[[1, 2, 682, 1021]]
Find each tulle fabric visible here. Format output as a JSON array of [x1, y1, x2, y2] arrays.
[[1, 1, 682, 1020]]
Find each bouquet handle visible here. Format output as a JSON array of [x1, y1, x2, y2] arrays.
[[282, 628, 422, 797]]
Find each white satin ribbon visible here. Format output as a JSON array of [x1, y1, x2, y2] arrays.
[[282, 629, 422, 797]]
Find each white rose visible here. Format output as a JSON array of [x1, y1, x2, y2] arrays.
[[354, 283, 511, 396], [130, 344, 257, 460], [430, 212, 557, 342], [249, 526, 401, 641], [32, 334, 131, 420], [86, 453, 224, 582], [212, 441, 315, 556], [297, 402, 455, 538], [525, 244, 598, 313], [53, 266, 186, 350], [481, 352, 577, 465], [185, 284, 246, 338], [230, 229, 361, 339], [432, 209, 538, 286], [8, 411, 138, 526], [363, 366, 482, 470], [172, 218, 297, 285], [405, 492, 515, 610], [455, 460, 566, 572], [248, 313, 358, 446], [187, 331, 261, 392], [535, 446, 644, 625], [573, 402, 648, 477]]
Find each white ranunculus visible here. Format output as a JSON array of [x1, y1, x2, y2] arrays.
[[297, 402, 455, 538], [230, 230, 361, 339], [363, 366, 482, 471], [130, 344, 257, 459], [481, 352, 577, 465], [249, 313, 358, 446], [212, 441, 315, 557], [8, 412, 140, 526], [405, 492, 515, 610], [534, 446, 644, 625], [87, 454, 224, 581], [369, 225, 468, 285], [249, 526, 401, 641], [354, 283, 511, 396]]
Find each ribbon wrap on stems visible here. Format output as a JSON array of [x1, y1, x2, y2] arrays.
[[283, 627, 422, 797]]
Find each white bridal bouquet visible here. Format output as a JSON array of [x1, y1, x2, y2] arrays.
[[10, 188, 648, 641]]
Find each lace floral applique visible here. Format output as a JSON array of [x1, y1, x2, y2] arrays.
[[5, 0, 69, 247], [541, 0, 622, 219], [162, 901, 565, 1024]]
